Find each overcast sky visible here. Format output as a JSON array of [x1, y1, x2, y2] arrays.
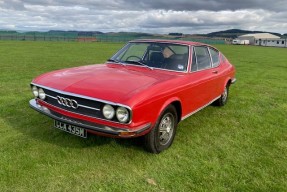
[[0, 0, 286, 34]]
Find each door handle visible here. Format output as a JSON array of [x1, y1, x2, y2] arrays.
[[212, 70, 218, 74]]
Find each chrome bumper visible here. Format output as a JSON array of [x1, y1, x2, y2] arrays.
[[231, 78, 237, 84], [29, 99, 151, 137]]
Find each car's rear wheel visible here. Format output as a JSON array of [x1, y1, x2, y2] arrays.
[[144, 105, 178, 153], [215, 84, 230, 106]]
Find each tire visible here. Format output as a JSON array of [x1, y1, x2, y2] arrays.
[[215, 84, 229, 106], [144, 105, 178, 154]]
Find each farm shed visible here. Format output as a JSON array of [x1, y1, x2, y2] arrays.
[[237, 33, 280, 45]]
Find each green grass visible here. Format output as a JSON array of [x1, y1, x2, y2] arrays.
[[0, 41, 286, 191]]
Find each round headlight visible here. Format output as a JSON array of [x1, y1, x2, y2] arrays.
[[38, 88, 46, 100], [102, 104, 115, 120], [32, 86, 39, 97], [116, 107, 129, 123]]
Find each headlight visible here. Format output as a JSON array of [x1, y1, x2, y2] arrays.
[[116, 107, 129, 123], [102, 104, 115, 120], [38, 88, 46, 100], [32, 86, 39, 97]]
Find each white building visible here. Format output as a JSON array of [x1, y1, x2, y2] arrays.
[[237, 33, 281, 45], [236, 33, 286, 48], [254, 38, 286, 47], [232, 39, 249, 45]]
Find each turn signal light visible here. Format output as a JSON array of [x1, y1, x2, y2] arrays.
[[119, 132, 136, 137]]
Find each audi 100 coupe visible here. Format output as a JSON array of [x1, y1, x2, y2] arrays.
[[29, 39, 236, 153]]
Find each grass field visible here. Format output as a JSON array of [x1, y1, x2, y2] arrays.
[[0, 41, 286, 191]]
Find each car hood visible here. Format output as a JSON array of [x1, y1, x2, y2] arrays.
[[33, 64, 182, 104]]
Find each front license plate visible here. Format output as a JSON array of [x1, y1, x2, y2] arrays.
[[54, 120, 87, 138]]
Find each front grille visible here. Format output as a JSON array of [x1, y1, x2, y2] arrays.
[[42, 88, 105, 119]]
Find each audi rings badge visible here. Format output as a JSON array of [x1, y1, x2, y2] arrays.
[[57, 96, 79, 109]]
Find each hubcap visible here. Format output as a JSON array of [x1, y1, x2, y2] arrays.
[[222, 87, 228, 103], [158, 113, 175, 145]]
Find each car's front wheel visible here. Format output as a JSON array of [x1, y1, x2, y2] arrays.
[[144, 105, 178, 153]]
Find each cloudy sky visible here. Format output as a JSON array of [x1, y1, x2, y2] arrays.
[[0, 0, 287, 34]]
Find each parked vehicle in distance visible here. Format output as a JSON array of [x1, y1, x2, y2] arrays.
[[29, 39, 236, 153], [232, 39, 250, 45]]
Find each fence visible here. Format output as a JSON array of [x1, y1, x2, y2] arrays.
[[0, 34, 226, 44], [0, 34, 78, 42]]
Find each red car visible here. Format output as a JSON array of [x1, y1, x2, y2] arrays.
[[30, 39, 236, 153]]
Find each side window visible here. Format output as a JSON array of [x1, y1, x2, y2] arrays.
[[209, 48, 220, 67], [191, 48, 197, 71], [193, 46, 211, 70]]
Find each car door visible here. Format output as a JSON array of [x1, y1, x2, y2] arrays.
[[208, 47, 224, 96], [183, 46, 220, 114]]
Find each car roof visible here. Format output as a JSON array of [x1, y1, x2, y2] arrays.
[[129, 39, 210, 46]]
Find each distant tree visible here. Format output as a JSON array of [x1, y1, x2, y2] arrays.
[[169, 33, 183, 36], [206, 29, 282, 38], [0, 30, 17, 34]]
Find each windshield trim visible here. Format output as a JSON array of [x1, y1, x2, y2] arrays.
[[107, 42, 190, 73], [106, 62, 189, 74]]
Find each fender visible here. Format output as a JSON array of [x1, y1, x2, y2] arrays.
[[222, 77, 232, 90], [156, 96, 182, 122]]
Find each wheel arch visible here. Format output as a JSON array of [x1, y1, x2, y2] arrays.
[[158, 97, 182, 123], [222, 77, 232, 91]]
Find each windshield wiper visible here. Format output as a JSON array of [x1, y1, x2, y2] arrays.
[[107, 59, 120, 63], [124, 60, 153, 70], [107, 59, 127, 66]]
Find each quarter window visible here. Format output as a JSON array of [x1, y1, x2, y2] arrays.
[[209, 48, 220, 67], [221, 54, 227, 62], [191, 49, 197, 71], [193, 46, 211, 71]]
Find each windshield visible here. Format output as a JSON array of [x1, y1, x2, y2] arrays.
[[109, 42, 189, 72]]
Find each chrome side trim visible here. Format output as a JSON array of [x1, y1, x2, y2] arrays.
[[187, 45, 192, 72], [207, 46, 213, 68], [181, 96, 221, 120], [78, 104, 100, 111], [29, 99, 151, 136], [46, 94, 57, 99]]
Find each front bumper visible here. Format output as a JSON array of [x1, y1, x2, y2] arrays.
[[29, 99, 151, 137]]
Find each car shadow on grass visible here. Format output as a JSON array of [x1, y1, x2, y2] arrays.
[[3, 98, 145, 152]]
